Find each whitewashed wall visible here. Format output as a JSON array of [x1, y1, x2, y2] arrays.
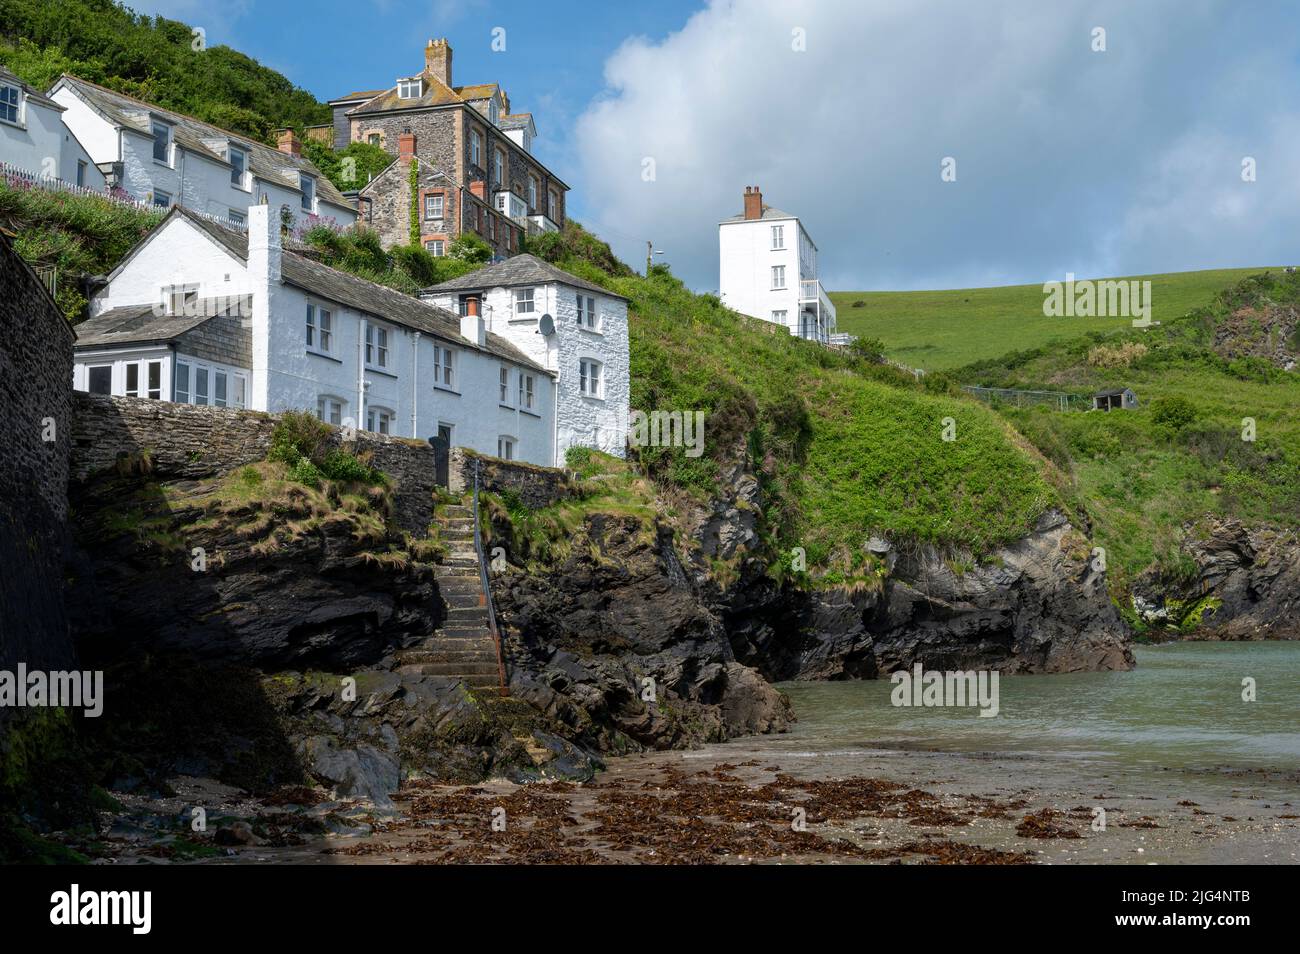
[[719, 216, 801, 332], [0, 94, 65, 178]]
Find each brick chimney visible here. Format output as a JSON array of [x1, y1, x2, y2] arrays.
[[743, 185, 763, 220], [426, 38, 453, 87], [398, 131, 416, 159], [460, 295, 486, 346], [277, 129, 302, 157], [469, 179, 487, 200]]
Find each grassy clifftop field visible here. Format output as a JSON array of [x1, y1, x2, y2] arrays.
[[830, 268, 1277, 370]]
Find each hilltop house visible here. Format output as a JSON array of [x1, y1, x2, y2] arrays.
[[48, 76, 356, 228], [72, 204, 557, 466], [0, 66, 104, 188], [718, 186, 836, 342], [421, 254, 630, 463], [330, 38, 567, 257]]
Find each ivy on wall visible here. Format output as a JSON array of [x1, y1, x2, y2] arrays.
[[409, 157, 420, 247]]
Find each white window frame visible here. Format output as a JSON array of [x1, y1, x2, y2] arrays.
[[424, 192, 444, 220], [579, 358, 603, 399], [519, 373, 534, 410], [497, 436, 516, 461], [152, 188, 172, 208], [514, 287, 535, 315], [306, 302, 334, 355], [175, 359, 246, 409], [365, 323, 390, 370], [470, 128, 482, 168], [425, 239, 444, 256], [528, 176, 538, 210], [433, 344, 455, 390], [86, 364, 112, 395], [229, 145, 248, 188], [397, 78, 423, 99], [151, 120, 171, 164], [493, 147, 505, 186], [0, 83, 20, 126], [317, 395, 345, 426], [499, 366, 510, 405], [548, 189, 558, 221], [300, 173, 316, 212], [771, 265, 786, 290], [772, 309, 788, 327], [771, 224, 785, 250], [576, 294, 600, 331], [366, 406, 393, 435]]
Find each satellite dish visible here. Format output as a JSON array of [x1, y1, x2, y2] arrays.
[[538, 313, 555, 336]]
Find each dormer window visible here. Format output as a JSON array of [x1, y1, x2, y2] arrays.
[[300, 173, 315, 212], [229, 145, 247, 187], [0, 83, 20, 126], [152, 120, 172, 164], [398, 78, 423, 99]]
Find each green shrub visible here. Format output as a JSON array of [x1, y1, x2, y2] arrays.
[[269, 410, 331, 467], [1150, 396, 1199, 430], [319, 449, 380, 484], [849, 336, 887, 363]]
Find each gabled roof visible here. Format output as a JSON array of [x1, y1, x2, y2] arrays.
[[154, 207, 548, 373], [422, 253, 627, 301], [719, 205, 798, 225], [347, 72, 476, 115], [329, 88, 388, 105], [51, 75, 353, 210], [0, 66, 62, 111], [74, 302, 238, 349]]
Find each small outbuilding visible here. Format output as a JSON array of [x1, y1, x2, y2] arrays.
[[1093, 387, 1138, 411]]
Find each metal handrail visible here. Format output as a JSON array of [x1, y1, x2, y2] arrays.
[[472, 459, 508, 696]]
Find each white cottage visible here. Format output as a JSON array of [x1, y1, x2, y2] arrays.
[[48, 75, 356, 228], [73, 204, 557, 466], [0, 66, 104, 188], [421, 255, 630, 465], [718, 186, 835, 342]]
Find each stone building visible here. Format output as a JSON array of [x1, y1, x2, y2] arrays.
[[330, 38, 568, 257]]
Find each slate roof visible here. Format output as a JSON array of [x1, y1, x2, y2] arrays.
[[1094, 388, 1134, 397], [163, 207, 549, 373], [421, 253, 627, 301], [74, 302, 231, 348], [0, 66, 62, 111], [719, 204, 798, 225], [329, 88, 388, 104], [347, 72, 488, 115], [498, 113, 534, 131], [53, 75, 353, 210]]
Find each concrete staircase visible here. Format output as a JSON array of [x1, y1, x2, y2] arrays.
[[396, 502, 504, 693]]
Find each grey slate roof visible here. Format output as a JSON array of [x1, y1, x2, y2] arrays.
[[54, 75, 353, 211], [169, 207, 549, 373], [422, 253, 627, 301], [719, 205, 798, 225], [75, 303, 222, 348]]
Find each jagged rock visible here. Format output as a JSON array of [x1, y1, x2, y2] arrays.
[[298, 737, 400, 808]]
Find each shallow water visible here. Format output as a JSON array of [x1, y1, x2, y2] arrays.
[[773, 644, 1300, 785]]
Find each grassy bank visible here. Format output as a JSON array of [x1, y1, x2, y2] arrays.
[[830, 268, 1277, 371]]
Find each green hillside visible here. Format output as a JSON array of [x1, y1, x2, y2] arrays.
[[953, 271, 1300, 591], [0, 0, 329, 142], [830, 268, 1280, 371]]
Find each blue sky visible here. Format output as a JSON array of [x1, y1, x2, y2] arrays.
[[130, 1, 1300, 294]]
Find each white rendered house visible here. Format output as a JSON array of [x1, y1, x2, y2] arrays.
[[72, 204, 556, 466], [48, 75, 356, 228], [718, 186, 835, 342], [0, 66, 105, 188], [421, 255, 630, 466]]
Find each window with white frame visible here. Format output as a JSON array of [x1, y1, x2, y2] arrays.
[[0, 83, 19, 125], [152, 189, 172, 208], [175, 360, 245, 408], [300, 173, 316, 212], [425, 239, 444, 256], [497, 436, 516, 461], [771, 309, 788, 326], [771, 265, 786, 289], [397, 78, 423, 99], [519, 373, 534, 410], [527, 176, 538, 210], [514, 287, 535, 314], [366, 407, 393, 435], [771, 224, 785, 249], [87, 365, 112, 395], [306, 303, 333, 353], [493, 148, 504, 186], [579, 358, 603, 398], [488, 215, 496, 241], [365, 324, 389, 369], [317, 396, 344, 426], [424, 192, 444, 219], [548, 189, 558, 221], [229, 145, 247, 187], [163, 284, 198, 316], [152, 120, 171, 163], [576, 294, 598, 329], [499, 366, 510, 404], [433, 345, 455, 388], [470, 128, 482, 168]]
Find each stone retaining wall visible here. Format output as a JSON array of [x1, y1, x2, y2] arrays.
[[448, 446, 575, 509]]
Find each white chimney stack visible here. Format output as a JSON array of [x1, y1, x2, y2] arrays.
[[460, 295, 486, 346], [247, 201, 281, 284]]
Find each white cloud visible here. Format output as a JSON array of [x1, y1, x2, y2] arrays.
[[572, 0, 1300, 291]]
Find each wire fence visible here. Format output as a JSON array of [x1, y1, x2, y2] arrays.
[[962, 385, 1080, 411]]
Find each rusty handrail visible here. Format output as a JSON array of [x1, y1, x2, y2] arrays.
[[472, 458, 508, 696]]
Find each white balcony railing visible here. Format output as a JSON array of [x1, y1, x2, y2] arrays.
[[797, 279, 837, 343], [527, 213, 560, 235]]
